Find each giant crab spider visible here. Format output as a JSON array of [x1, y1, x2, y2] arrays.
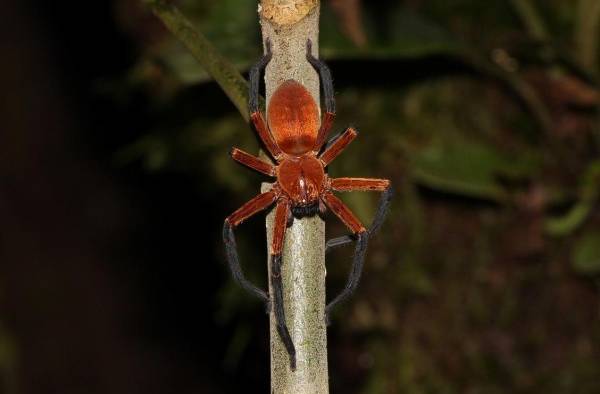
[[223, 39, 393, 370]]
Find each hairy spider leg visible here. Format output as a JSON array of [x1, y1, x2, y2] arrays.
[[332, 178, 390, 191], [223, 190, 279, 308], [319, 127, 358, 166], [321, 130, 344, 152], [322, 192, 366, 234], [326, 184, 394, 253], [269, 199, 297, 371], [306, 39, 336, 151], [326, 180, 394, 253], [230, 147, 276, 177], [249, 39, 283, 161], [321, 192, 368, 324]]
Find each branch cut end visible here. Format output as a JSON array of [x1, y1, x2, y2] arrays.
[[260, 0, 318, 26]]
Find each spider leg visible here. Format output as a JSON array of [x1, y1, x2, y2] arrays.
[[319, 127, 358, 166], [326, 179, 394, 253], [249, 40, 283, 161], [230, 147, 276, 177], [270, 199, 297, 370], [320, 129, 344, 153], [249, 39, 272, 114], [321, 191, 368, 325], [306, 39, 336, 151], [223, 190, 279, 311]]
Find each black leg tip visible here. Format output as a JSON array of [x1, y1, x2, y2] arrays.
[[386, 185, 395, 200], [272, 253, 283, 269], [358, 230, 369, 243], [306, 39, 315, 60], [264, 38, 272, 57], [222, 220, 232, 241], [324, 309, 332, 326], [290, 353, 297, 371]]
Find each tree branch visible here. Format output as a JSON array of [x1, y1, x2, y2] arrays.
[[260, 1, 329, 393]]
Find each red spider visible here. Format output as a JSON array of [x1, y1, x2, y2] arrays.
[[223, 40, 393, 370]]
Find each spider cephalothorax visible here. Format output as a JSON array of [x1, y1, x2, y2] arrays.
[[223, 40, 393, 371]]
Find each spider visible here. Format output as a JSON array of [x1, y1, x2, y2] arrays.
[[223, 39, 393, 371]]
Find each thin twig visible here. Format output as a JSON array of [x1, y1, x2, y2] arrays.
[[147, 0, 250, 121], [509, 0, 549, 41]]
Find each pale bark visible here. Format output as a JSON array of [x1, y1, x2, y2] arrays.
[[260, 1, 329, 393]]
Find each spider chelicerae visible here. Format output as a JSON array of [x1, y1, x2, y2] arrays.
[[223, 39, 393, 370]]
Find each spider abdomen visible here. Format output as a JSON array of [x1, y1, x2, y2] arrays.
[[277, 155, 325, 206], [267, 80, 320, 155]]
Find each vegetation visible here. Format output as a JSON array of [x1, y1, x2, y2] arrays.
[[4, 0, 597, 393], [109, 0, 600, 392]]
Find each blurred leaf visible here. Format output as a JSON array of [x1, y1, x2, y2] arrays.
[[575, 0, 600, 73], [147, 0, 250, 120], [545, 160, 600, 236], [115, 135, 170, 171], [572, 231, 600, 275], [322, 6, 464, 59], [545, 202, 595, 237], [509, 0, 550, 41], [328, 0, 367, 47], [156, 0, 260, 84], [387, 8, 463, 56], [410, 140, 538, 201]]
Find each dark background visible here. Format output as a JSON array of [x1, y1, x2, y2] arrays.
[[1, 0, 600, 393]]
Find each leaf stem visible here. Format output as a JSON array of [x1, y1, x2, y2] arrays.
[[147, 0, 250, 121]]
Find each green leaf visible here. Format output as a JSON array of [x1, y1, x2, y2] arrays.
[[410, 139, 538, 201], [157, 0, 260, 84], [572, 231, 600, 275], [545, 202, 595, 236], [509, 0, 550, 41], [545, 160, 600, 236], [148, 0, 250, 120]]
